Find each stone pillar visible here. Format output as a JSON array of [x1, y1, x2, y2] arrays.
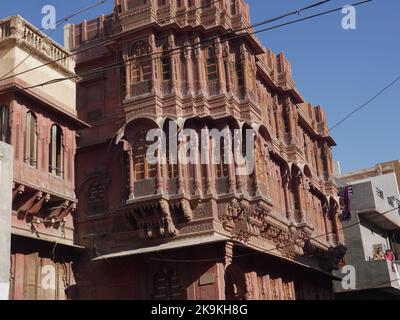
[[296, 175, 306, 223], [251, 143, 261, 196], [149, 34, 159, 95], [194, 36, 207, 95], [216, 40, 227, 95], [284, 97, 296, 144], [176, 136, 185, 195], [169, 34, 178, 94], [234, 133, 247, 195], [184, 40, 195, 96], [334, 207, 345, 244], [227, 133, 237, 194], [323, 204, 332, 244], [283, 176, 293, 222], [126, 145, 135, 199], [155, 149, 164, 194], [192, 130, 202, 196], [239, 45, 248, 98], [202, 125, 216, 195]]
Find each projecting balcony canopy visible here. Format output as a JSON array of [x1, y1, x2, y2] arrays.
[[92, 233, 229, 261]]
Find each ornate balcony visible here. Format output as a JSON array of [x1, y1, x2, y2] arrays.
[[129, 80, 153, 97]]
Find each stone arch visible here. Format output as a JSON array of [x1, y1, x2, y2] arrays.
[[291, 163, 303, 180], [255, 124, 273, 145], [225, 264, 249, 300], [303, 164, 312, 179]]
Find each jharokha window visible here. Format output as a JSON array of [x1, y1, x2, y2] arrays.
[[230, 0, 238, 15], [0, 105, 10, 143], [206, 46, 218, 81], [133, 130, 157, 181], [49, 124, 64, 178], [24, 112, 38, 167], [130, 41, 151, 83], [161, 44, 171, 81]]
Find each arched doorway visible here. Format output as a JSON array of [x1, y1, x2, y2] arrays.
[[225, 264, 249, 300]]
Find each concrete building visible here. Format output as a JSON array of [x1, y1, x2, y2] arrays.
[[66, 0, 346, 300], [334, 170, 400, 299], [0, 15, 87, 299], [340, 160, 400, 194], [0, 142, 13, 300]]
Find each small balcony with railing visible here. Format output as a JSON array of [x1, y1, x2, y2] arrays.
[[0, 16, 74, 72]]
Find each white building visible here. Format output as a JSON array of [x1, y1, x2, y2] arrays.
[[334, 170, 400, 299]]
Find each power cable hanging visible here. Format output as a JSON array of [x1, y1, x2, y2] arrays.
[[0, 0, 223, 82], [148, 205, 400, 263], [0, 0, 333, 84], [0, 0, 109, 80], [0, 0, 371, 96]]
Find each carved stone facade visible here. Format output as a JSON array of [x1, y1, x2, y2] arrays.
[[0, 16, 84, 299], [69, 0, 345, 299]]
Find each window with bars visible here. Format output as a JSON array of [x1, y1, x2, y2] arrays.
[[24, 112, 38, 167], [0, 105, 10, 143], [130, 41, 152, 84], [161, 44, 171, 81], [134, 130, 157, 181], [119, 51, 127, 98], [206, 46, 218, 81], [236, 63, 244, 87], [49, 124, 64, 178]]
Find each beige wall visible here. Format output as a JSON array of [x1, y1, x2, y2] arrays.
[[0, 44, 76, 114]]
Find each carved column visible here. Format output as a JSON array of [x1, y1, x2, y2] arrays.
[[323, 203, 332, 245], [234, 132, 246, 195], [149, 34, 159, 95], [155, 148, 164, 194], [227, 130, 237, 194], [202, 125, 216, 195], [192, 130, 202, 196], [216, 39, 227, 94], [239, 45, 248, 99], [194, 36, 206, 95], [176, 136, 185, 195], [296, 175, 306, 224], [251, 142, 261, 196], [126, 144, 135, 199], [283, 175, 293, 222], [302, 179, 311, 225], [184, 39, 195, 96], [273, 97, 281, 140], [334, 207, 345, 244], [284, 97, 296, 145], [169, 33, 179, 94]]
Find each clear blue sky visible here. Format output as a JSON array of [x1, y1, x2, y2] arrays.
[[2, 0, 399, 173]]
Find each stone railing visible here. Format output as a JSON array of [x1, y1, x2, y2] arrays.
[[156, 4, 177, 25], [161, 80, 172, 95], [130, 80, 152, 97], [0, 16, 73, 71], [0, 20, 11, 39], [120, 3, 157, 32]]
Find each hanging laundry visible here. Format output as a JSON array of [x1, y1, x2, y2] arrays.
[[339, 186, 352, 221]]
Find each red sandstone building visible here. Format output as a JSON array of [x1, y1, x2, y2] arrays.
[[0, 15, 85, 299], [65, 0, 347, 300]]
